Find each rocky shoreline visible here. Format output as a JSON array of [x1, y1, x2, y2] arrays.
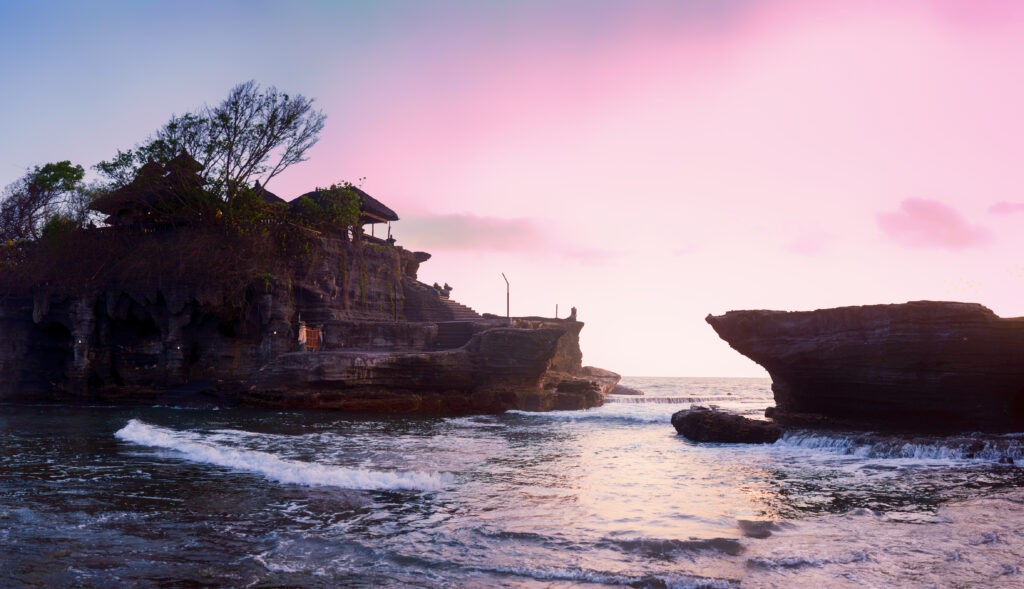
[[0, 232, 619, 413]]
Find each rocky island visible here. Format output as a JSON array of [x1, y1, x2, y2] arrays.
[[0, 155, 618, 413], [707, 301, 1024, 432]]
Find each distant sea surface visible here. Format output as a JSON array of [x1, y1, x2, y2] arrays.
[[3, 377, 1024, 588]]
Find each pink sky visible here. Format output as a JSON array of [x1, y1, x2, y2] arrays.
[[5, 0, 1024, 375]]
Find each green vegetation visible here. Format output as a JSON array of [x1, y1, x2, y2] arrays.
[[95, 81, 325, 209], [0, 161, 89, 242], [0, 82, 371, 310]]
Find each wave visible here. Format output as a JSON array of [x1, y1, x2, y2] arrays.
[[601, 536, 745, 558], [506, 406, 674, 424], [606, 396, 710, 405], [114, 420, 448, 491], [746, 550, 870, 569], [776, 431, 1024, 463], [463, 562, 738, 589]]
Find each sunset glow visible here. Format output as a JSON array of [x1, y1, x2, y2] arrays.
[[5, 0, 1024, 375]]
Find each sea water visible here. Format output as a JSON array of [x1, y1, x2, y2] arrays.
[[2, 377, 1023, 588]]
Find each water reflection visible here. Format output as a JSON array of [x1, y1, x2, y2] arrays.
[[3, 379, 1024, 587]]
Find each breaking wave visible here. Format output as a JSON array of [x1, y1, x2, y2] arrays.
[[462, 562, 738, 589], [606, 396, 709, 404], [776, 431, 1024, 463], [115, 420, 448, 491], [506, 405, 674, 424]]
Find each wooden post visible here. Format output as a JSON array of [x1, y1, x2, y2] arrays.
[[502, 273, 510, 326]]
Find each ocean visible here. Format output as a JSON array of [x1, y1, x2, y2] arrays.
[[2, 377, 1023, 588]]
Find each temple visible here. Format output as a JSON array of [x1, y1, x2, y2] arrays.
[[0, 155, 620, 413]]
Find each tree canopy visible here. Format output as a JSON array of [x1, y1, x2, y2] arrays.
[[0, 161, 87, 242], [95, 81, 326, 207]]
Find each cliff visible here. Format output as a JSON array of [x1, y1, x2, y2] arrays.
[[706, 301, 1024, 431], [0, 230, 618, 412]]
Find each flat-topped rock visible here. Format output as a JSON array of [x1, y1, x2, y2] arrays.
[[706, 301, 1024, 432]]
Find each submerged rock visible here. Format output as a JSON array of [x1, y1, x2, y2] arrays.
[[706, 301, 1024, 432], [671, 406, 781, 444], [610, 384, 644, 396]]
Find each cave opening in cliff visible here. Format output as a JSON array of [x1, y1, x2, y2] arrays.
[[36, 322, 72, 382], [1012, 387, 1024, 421], [217, 320, 237, 338], [110, 316, 161, 345]]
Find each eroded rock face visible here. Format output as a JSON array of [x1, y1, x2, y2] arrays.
[[247, 325, 616, 413], [706, 301, 1024, 431], [0, 234, 619, 413], [671, 406, 781, 444]]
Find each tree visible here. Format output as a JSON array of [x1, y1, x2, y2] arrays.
[[0, 161, 86, 241], [96, 81, 326, 210], [291, 182, 362, 235]]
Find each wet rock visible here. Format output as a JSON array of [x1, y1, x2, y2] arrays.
[[671, 406, 781, 444], [737, 519, 785, 539], [250, 326, 619, 413], [610, 384, 644, 396]]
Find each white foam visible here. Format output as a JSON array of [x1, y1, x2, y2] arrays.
[[115, 420, 448, 492], [466, 563, 737, 589], [775, 432, 1023, 463], [506, 404, 674, 424]]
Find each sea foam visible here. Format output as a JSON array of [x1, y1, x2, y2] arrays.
[[115, 419, 448, 491], [505, 405, 674, 424], [775, 431, 1024, 463]]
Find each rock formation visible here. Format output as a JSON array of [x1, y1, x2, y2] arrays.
[[0, 231, 618, 412], [706, 301, 1024, 431], [610, 384, 644, 396], [671, 406, 781, 443]]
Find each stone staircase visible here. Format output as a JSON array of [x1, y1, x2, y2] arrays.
[[441, 298, 481, 321]]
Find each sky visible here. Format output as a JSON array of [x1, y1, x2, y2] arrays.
[[4, 0, 1024, 377]]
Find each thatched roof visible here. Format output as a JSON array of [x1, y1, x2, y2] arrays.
[[253, 181, 286, 205], [293, 186, 398, 224], [89, 153, 210, 223]]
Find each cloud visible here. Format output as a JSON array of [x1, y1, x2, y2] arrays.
[[786, 232, 832, 256], [396, 213, 616, 264], [398, 214, 543, 251], [877, 199, 991, 249], [989, 201, 1024, 215]]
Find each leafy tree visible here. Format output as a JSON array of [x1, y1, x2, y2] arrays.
[[96, 81, 326, 209], [291, 182, 362, 235], [0, 161, 87, 241]]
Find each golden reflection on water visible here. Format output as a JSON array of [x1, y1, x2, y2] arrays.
[[568, 423, 785, 540]]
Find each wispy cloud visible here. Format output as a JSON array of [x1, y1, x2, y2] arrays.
[[397, 213, 614, 263], [877, 199, 991, 249], [398, 214, 542, 251], [786, 232, 832, 256], [989, 201, 1024, 215]]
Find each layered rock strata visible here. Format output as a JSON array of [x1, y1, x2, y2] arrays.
[[0, 234, 618, 412], [250, 323, 617, 413], [706, 301, 1024, 431]]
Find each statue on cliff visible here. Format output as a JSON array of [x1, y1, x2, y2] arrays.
[[568, 307, 577, 321]]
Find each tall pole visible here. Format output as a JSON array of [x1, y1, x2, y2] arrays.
[[501, 273, 510, 326]]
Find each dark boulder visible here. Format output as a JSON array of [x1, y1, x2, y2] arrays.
[[671, 406, 781, 444]]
